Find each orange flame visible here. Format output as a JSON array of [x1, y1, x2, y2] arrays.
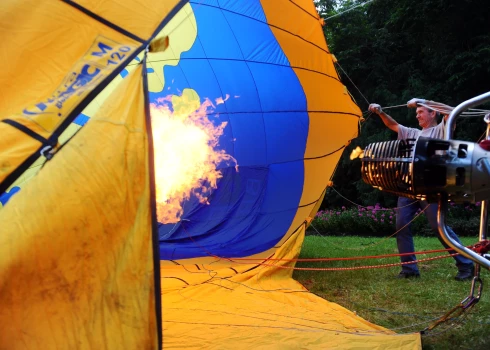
[[349, 146, 364, 160], [215, 94, 230, 105], [151, 89, 237, 224]]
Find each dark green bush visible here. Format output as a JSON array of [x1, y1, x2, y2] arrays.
[[310, 202, 483, 237]]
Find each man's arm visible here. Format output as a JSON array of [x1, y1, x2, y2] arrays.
[[368, 103, 399, 133]]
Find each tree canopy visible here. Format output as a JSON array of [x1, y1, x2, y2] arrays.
[[316, 0, 490, 208]]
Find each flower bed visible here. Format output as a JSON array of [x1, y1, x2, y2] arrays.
[[310, 202, 482, 237]]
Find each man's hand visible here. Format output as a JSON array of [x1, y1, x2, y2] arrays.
[[407, 98, 426, 108], [368, 103, 383, 115], [368, 103, 399, 133]]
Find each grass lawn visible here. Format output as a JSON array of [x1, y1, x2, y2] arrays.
[[293, 235, 490, 350]]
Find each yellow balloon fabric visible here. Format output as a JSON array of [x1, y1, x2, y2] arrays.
[[0, 0, 182, 194], [161, 226, 420, 349], [0, 64, 160, 349]]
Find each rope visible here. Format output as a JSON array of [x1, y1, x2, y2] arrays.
[[170, 269, 452, 338], [179, 216, 459, 272], [229, 247, 453, 262], [175, 223, 483, 336], [334, 61, 370, 106], [180, 218, 462, 272], [376, 101, 490, 116], [380, 104, 407, 110], [233, 253, 458, 272], [324, 0, 376, 21], [477, 129, 487, 143], [418, 102, 490, 117]]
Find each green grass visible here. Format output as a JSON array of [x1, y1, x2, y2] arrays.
[[293, 235, 490, 350]]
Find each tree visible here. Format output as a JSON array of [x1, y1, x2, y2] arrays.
[[318, 0, 490, 209]]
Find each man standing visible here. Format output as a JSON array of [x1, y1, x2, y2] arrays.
[[368, 98, 474, 281]]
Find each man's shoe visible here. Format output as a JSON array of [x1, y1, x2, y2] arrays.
[[397, 271, 420, 279], [455, 266, 474, 281]]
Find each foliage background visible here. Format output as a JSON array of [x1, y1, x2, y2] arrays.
[[311, 202, 482, 237], [314, 0, 490, 209]]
